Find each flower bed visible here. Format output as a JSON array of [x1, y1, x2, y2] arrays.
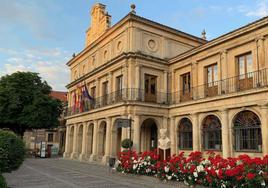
[[116, 150, 268, 187]]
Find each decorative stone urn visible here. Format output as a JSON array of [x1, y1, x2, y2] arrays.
[[157, 128, 171, 161]]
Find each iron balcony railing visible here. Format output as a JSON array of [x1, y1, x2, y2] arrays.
[[65, 68, 268, 117]]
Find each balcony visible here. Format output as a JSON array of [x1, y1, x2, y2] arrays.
[[65, 68, 268, 117]]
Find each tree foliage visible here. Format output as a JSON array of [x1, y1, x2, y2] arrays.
[[0, 72, 63, 135]]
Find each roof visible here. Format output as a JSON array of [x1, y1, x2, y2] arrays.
[[66, 12, 207, 66], [169, 15, 268, 63], [50, 91, 68, 102]]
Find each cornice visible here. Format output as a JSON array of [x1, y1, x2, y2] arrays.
[[169, 16, 268, 64]]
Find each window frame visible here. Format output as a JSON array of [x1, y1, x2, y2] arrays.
[[178, 118, 193, 150]]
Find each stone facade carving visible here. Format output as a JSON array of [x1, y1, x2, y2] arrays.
[[85, 3, 111, 46]]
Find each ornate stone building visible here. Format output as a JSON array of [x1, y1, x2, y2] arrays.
[[64, 3, 268, 163]]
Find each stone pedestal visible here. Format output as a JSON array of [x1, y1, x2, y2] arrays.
[[158, 148, 171, 161]]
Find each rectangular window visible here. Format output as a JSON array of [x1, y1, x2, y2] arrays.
[[48, 133, 53, 142], [102, 82, 108, 96], [237, 53, 253, 79], [181, 72, 191, 94], [206, 64, 218, 86], [91, 87, 96, 98], [116, 75, 123, 91]]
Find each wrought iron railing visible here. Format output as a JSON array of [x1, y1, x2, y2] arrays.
[[65, 68, 268, 117]]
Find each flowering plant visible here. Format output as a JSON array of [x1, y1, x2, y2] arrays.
[[117, 150, 268, 188]]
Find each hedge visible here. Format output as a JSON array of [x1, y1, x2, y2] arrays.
[[0, 130, 25, 173]]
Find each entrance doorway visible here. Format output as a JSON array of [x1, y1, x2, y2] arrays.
[[140, 118, 158, 152]]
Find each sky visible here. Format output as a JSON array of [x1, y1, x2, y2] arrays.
[[0, 0, 268, 91]]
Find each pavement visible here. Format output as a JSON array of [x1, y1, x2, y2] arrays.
[[3, 158, 193, 188]]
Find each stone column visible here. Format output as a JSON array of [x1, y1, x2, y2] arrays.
[[192, 113, 200, 151], [79, 122, 88, 161], [170, 117, 176, 155], [257, 37, 265, 69], [90, 120, 98, 161], [260, 103, 268, 155], [221, 109, 230, 158], [123, 63, 128, 99], [163, 70, 168, 103], [133, 115, 141, 152], [63, 125, 70, 158], [135, 63, 140, 89], [102, 117, 112, 164], [71, 124, 78, 159]]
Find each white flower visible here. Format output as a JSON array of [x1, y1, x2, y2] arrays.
[[166, 175, 172, 180], [261, 180, 266, 186], [133, 164, 138, 170], [258, 170, 263, 175], [164, 166, 170, 173], [197, 165, 204, 172], [193, 172, 198, 178], [144, 161, 147, 166], [146, 168, 151, 173]]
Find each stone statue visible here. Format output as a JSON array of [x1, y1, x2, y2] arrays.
[[158, 128, 171, 150]]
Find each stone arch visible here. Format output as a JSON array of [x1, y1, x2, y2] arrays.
[[140, 118, 159, 152], [201, 115, 222, 151], [69, 126, 74, 154], [98, 121, 107, 158], [110, 118, 125, 157], [86, 122, 94, 157], [230, 107, 262, 128], [232, 110, 262, 152], [77, 124, 83, 154]]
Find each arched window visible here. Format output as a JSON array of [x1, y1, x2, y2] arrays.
[[233, 110, 262, 152], [178, 118, 193, 149], [202, 115, 222, 150]]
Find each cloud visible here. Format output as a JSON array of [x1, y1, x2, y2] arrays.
[[239, 0, 268, 17], [0, 48, 70, 91], [0, 0, 54, 39]]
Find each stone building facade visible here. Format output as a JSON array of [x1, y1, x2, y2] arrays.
[[64, 3, 268, 164]]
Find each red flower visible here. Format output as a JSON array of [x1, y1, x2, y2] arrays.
[[246, 173, 256, 180]]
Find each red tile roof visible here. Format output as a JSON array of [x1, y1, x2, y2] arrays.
[[50, 91, 67, 102]]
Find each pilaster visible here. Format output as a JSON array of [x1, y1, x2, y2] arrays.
[[63, 125, 70, 158], [79, 122, 88, 161], [260, 103, 268, 155], [102, 117, 112, 164], [192, 113, 200, 151], [169, 117, 176, 155], [133, 115, 141, 152], [71, 124, 79, 159], [221, 109, 231, 158], [90, 120, 98, 161]]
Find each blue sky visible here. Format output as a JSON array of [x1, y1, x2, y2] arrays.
[[0, 0, 268, 91]]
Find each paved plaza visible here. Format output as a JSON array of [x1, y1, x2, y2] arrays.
[[3, 158, 191, 188]]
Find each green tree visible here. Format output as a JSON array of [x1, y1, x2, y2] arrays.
[[0, 72, 63, 136]]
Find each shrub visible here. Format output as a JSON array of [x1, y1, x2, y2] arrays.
[[0, 130, 25, 173], [0, 174, 8, 188], [121, 138, 133, 149]]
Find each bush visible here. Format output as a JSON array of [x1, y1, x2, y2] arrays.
[[0, 130, 25, 173], [121, 138, 133, 149], [0, 174, 8, 188]]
